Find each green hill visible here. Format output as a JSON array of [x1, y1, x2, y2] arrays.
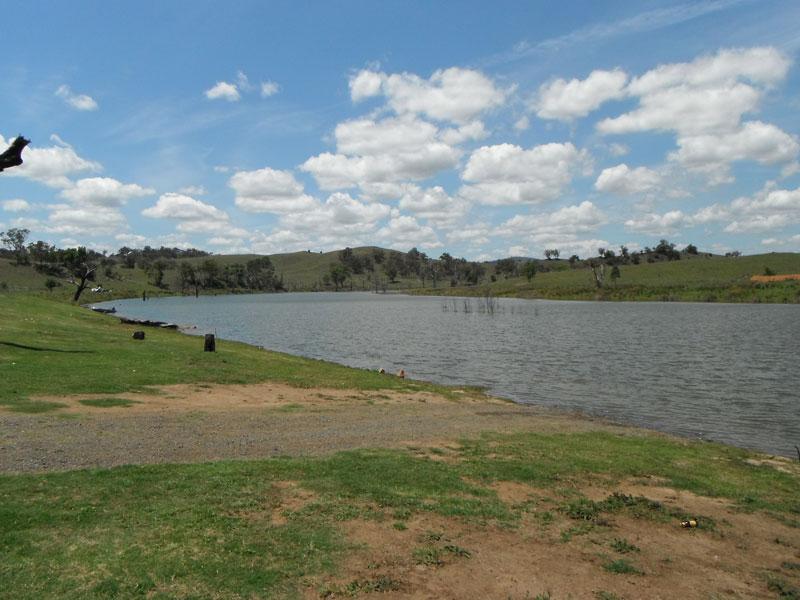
[[1, 246, 799, 304]]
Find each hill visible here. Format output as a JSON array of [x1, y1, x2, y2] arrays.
[[1, 243, 799, 304]]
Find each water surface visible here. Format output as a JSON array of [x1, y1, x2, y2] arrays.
[[101, 292, 800, 457]]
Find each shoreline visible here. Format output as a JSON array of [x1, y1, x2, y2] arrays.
[[90, 295, 796, 459]]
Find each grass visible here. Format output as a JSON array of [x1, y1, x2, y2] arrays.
[[0, 294, 460, 412], [1, 431, 798, 598], [603, 558, 644, 575], [411, 253, 800, 303], [78, 398, 139, 408]]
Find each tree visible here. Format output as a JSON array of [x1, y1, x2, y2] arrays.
[[685, 243, 698, 255], [60, 247, 97, 302], [610, 265, 621, 285], [384, 252, 403, 283], [589, 261, 605, 289], [544, 248, 560, 260], [568, 254, 580, 268], [1, 227, 30, 265], [495, 257, 517, 278], [178, 262, 198, 294], [199, 259, 220, 288], [329, 263, 349, 291], [148, 259, 170, 288], [44, 278, 60, 292], [522, 260, 536, 282]]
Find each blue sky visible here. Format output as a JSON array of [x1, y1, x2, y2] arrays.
[[1, 0, 799, 259]]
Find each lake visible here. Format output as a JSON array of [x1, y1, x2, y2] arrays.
[[100, 292, 800, 457]]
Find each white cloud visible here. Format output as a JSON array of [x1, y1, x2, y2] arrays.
[[55, 85, 98, 111], [301, 115, 461, 191], [594, 163, 661, 195], [597, 47, 797, 183], [46, 203, 126, 236], [229, 167, 317, 214], [143, 193, 227, 221], [536, 69, 627, 120], [349, 67, 508, 123], [514, 116, 530, 131], [2, 199, 31, 212], [142, 192, 245, 235], [0, 134, 100, 188], [624, 210, 691, 235], [60, 177, 155, 207], [439, 120, 489, 145], [460, 142, 591, 205], [178, 185, 207, 196], [398, 185, 470, 227], [668, 121, 799, 184], [260, 81, 280, 97], [205, 81, 240, 102], [376, 214, 441, 250], [446, 224, 491, 246], [497, 201, 607, 238]]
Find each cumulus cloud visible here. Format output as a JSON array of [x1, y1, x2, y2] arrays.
[[460, 142, 591, 205], [497, 201, 607, 238], [229, 167, 317, 213], [376, 214, 441, 250], [0, 134, 100, 188], [624, 210, 691, 235], [2, 199, 31, 212], [60, 177, 154, 207], [536, 69, 627, 120], [55, 85, 98, 111], [594, 163, 661, 195], [398, 185, 470, 227], [142, 192, 245, 235], [46, 204, 126, 236], [204, 81, 241, 102], [301, 115, 461, 191], [349, 67, 508, 123], [597, 47, 797, 183]]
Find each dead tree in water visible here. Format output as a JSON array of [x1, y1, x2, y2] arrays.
[[0, 136, 30, 172]]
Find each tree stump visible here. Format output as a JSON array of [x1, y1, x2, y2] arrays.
[[132, 331, 145, 340], [204, 334, 215, 352]]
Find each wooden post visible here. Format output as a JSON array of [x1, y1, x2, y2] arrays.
[[204, 334, 215, 352]]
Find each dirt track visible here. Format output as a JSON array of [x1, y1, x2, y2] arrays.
[[0, 383, 626, 473]]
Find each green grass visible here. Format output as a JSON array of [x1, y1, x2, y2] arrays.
[[78, 398, 139, 408], [412, 253, 800, 303], [603, 558, 644, 575], [0, 294, 457, 412], [1, 431, 798, 598]]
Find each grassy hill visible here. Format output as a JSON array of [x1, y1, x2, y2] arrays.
[[418, 252, 800, 303], [2, 247, 799, 304]]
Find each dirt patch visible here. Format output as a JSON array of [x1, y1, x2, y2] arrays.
[[26, 382, 469, 416], [751, 274, 800, 283], [271, 481, 318, 525], [306, 479, 800, 599]]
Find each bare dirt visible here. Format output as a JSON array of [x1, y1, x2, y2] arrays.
[[306, 476, 800, 600], [0, 382, 625, 473], [3, 383, 799, 598]]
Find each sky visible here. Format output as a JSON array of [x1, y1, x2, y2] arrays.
[[1, 0, 799, 260]]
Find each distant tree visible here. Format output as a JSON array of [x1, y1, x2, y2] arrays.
[[384, 252, 404, 283], [589, 261, 605, 289], [178, 262, 198, 294], [60, 247, 97, 302], [522, 260, 536, 283], [329, 263, 350, 291], [544, 248, 560, 260], [371, 248, 385, 264], [1, 227, 30, 265], [619, 246, 630, 261], [199, 259, 220, 288], [245, 257, 276, 290], [495, 257, 517, 278], [764, 266, 775, 276], [568, 254, 580, 268], [148, 259, 170, 288], [44, 278, 60, 292], [685, 243, 698, 255], [610, 265, 621, 285]]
